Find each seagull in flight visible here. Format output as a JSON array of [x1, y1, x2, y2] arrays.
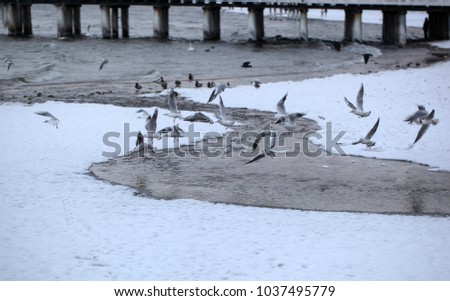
[[404, 104, 428, 124], [125, 131, 154, 160], [276, 93, 288, 116], [157, 124, 184, 143], [207, 82, 230, 104], [413, 109, 439, 144], [144, 108, 161, 144], [35, 111, 60, 129], [183, 112, 214, 124], [274, 113, 306, 133], [352, 118, 380, 148], [245, 130, 277, 165], [344, 83, 371, 117], [164, 89, 184, 123], [99, 58, 109, 70], [215, 96, 235, 129]]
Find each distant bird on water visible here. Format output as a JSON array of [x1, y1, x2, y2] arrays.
[[35, 111, 60, 129], [352, 118, 380, 148], [195, 80, 203, 88], [241, 61, 252, 68], [99, 58, 109, 70], [413, 109, 439, 144], [344, 83, 371, 117], [175, 80, 181, 88], [188, 73, 194, 81], [363, 53, 373, 64]]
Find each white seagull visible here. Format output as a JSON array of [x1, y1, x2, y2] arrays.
[[344, 83, 371, 117], [216, 96, 235, 129], [144, 108, 161, 143], [183, 112, 214, 124], [404, 104, 429, 124], [207, 82, 230, 104], [99, 58, 109, 70], [157, 124, 184, 143], [125, 131, 154, 160], [414, 109, 439, 144], [35, 111, 60, 129], [245, 130, 277, 165], [276, 93, 288, 116], [274, 113, 305, 133], [164, 89, 184, 123], [352, 118, 380, 148], [136, 109, 150, 119]]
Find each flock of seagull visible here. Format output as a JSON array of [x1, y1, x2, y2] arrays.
[[343, 83, 439, 147]]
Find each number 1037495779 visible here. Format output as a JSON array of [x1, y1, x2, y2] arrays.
[[255, 285, 335, 297]]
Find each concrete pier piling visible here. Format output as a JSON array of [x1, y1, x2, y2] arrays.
[[73, 6, 81, 36], [100, 5, 111, 38], [111, 7, 119, 38], [154, 5, 169, 38], [57, 5, 82, 38], [344, 9, 363, 42], [2, 3, 33, 36], [299, 8, 308, 41], [121, 6, 129, 38], [382, 10, 407, 45], [428, 11, 450, 40], [248, 6, 264, 41], [203, 5, 221, 40]]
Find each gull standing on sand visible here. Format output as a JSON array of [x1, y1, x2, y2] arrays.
[[404, 104, 429, 124], [99, 58, 109, 70], [215, 96, 235, 129], [164, 89, 184, 123], [413, 109, 439, 144], [344, 83, 371, 117], [245, 130, 277, 165], [35, 111, 60, 129], [207, 82, 230, 104], [352, 118, 380, 148]]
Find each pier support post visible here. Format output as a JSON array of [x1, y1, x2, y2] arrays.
[[73, 6, 81, 36], [100, 5, 112, 39], [121, 6, 129, 38], [203, 5, 221, 41], [248, 5, 264, 41], [111, 7, 119, 38], [428, 11, 449, 40], [154, 5, 169, 38], [299, 8, 308, 41], [344, 9, 362, 43], [2, 3, 33, 36], [57, 5, 74, 38], [382, 10, 407, 45]]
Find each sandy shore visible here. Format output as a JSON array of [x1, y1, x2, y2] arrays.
[[89, 102, 450, 216]]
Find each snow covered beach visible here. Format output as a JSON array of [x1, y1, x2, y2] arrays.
[[1, 8, 450, 281]]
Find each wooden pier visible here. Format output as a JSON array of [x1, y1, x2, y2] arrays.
[[1, 0, 450, 43]]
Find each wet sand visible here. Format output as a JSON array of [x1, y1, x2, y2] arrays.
[[90, 104, 450, 216]]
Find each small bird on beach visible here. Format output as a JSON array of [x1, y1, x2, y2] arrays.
[[135, 83, 143, 91], [187, 42, 194, 51], [241, 61, 252, 68], [188, 73, 194, 81], [363, 53, 373, 64], [195, 80, 203, 88], [35, 111, 60, 129], [99, 58, 109, 70], [175, 80, 181, 88], [207, 82, 230, 104], [125, 131, 154, 160], [251, 80, 261, 88], [344, 83, 371, 117], [183, 112, 214, 124], [404, 104, 428, 124], [413, 109, 439, 144], [352, 118, 380, 148]]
